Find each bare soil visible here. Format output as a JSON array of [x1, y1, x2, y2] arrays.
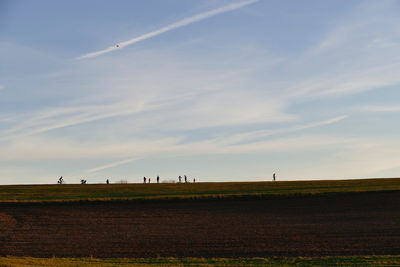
[[0, 191, 399, 258]]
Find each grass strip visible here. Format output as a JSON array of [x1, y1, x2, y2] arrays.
[[1, 256, 400, 266]]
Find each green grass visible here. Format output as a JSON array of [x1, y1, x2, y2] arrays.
[[1, 256, 400, 266], [0, 178, 399, 202]]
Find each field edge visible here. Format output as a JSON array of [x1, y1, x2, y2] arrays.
[[1, 255, 400, 266]]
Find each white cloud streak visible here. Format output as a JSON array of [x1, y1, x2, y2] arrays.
[[217, 115, 348, 145], [77, 115, 347, 174], [0, 98, 169, 141], [76, 0, 259, 59], [0, 114, 348, 176], [86, 157, 141, 173]]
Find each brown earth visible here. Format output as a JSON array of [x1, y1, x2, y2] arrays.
[[0, 191, 399, 258]]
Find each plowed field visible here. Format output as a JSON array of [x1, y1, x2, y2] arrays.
[[0, 191, 399, 258]]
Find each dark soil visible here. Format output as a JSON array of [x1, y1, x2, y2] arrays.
[[0, 191, 399, 258]]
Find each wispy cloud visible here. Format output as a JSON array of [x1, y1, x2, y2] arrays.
[[76, 0, 259, 59], [76, 115, 348, 175], [279, 0, 400, 100], [217, 115, 348, 145], [0, 98, 168, 141], [86, 157, 141, 173], [282, 63, 400, 100], [0, 114, 346, 162], [2, 48, 288, 141], [359, 105, 400, 113]]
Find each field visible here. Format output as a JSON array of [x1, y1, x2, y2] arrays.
[[0, 178, 400, 266], [1, 178, 400, 202]]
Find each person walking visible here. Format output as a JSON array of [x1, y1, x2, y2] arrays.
[[106, 179, 109, 184], [184, 175, 187, 183], [273, 173, 276, 181], [144, 177, 147, 183], [178, 176, 182, 183], [157, 176, 160, 183]]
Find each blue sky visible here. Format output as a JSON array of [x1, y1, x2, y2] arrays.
[[1, 0, 400, 184]]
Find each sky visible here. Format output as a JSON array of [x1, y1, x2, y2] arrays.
[[1, 0, 400, 184]]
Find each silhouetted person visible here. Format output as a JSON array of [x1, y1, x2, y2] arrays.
[[273, 173, 276, 181], [144, 177, 146, 183], [184, 175, 187, 183], [106, 179, 109, 184], [157, 176, 160, 183], [58, 176, 64, 184], [193, 178, 196, 183], [178, 176, 182, 183], [149, 178, 151, 183]]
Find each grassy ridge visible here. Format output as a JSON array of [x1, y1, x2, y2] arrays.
[[1, 256, 400, 266], [0, 178, 399, 202]]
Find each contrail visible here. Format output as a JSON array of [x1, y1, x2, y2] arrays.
[[77, 0, 259, 59], [86, 157, 140, 173], [219, 115, 349, 145]]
